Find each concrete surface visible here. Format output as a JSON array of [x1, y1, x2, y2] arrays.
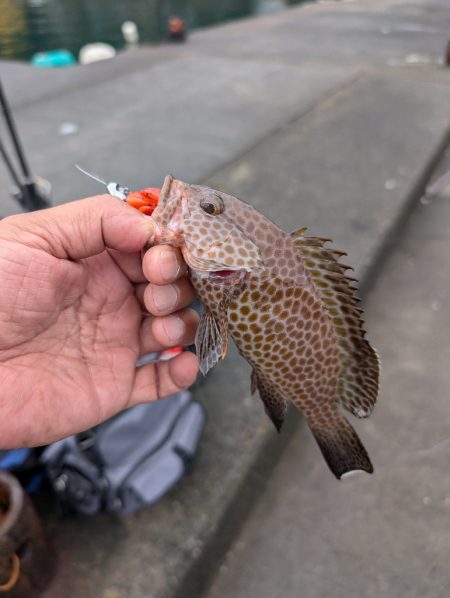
[[206, 70, 450, 275], [186, 0, 450, 69], [205, 147, 450, 598], [0, 0, 449, 597]]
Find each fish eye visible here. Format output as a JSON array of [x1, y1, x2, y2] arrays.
[[200, 193, 224, 216]]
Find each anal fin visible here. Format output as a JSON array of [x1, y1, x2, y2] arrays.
[[307, 411, 373, 479], [251, 369, 288, 433]]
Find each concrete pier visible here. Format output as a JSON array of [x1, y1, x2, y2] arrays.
[[1, 0, 450, 596]]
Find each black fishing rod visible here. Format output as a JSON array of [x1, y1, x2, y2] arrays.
[[0, 134, 22, 189], [0, 78, 50, 211]]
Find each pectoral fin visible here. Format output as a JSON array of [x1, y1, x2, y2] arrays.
[[251, 369, 288, 432], [195, 306, 229, 375]]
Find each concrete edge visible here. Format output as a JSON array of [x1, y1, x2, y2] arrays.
[[199, 70, 363, 186], [2, 0, 348, 113], [171, 118, 450, 598]]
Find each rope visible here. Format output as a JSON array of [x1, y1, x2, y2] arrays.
[[0, 553, 20, 592]]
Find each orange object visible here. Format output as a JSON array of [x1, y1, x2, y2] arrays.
[[159, 346, 183, 361], [126, 187, 160, 215], [169, 17, 185, 34]]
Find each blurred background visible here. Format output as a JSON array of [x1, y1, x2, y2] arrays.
[[1, 0, 450, 597], [0, 0, 303, 61]]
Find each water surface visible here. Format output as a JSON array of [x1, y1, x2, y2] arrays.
[[0, 0, 304, 62]]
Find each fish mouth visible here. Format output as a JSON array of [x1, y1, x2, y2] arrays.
[[213, 270, 236, 278], [209, 269, 244, 284]]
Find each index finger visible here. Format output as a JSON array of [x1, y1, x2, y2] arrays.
[[0, 195, 154, 260], [142, 245, 188, 285]]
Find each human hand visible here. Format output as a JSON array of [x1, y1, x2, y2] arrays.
[[0, 196, 198, 448]]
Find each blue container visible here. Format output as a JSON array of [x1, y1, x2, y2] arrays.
[[0, 449, 44, 493], [31, 49, 76, 68]]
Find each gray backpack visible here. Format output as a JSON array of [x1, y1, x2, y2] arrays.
[[41, 391, 205, 515]]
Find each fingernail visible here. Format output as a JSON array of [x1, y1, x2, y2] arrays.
[[143, 218, 155, 243], [161, 315, 185, 343], [158, 247, 180, 282], [151, 284, 179, 313]]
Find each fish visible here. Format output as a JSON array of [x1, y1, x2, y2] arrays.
[[146, 176, 380, 479]]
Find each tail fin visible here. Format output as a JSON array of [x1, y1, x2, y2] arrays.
[[308, 412, 373, 479]]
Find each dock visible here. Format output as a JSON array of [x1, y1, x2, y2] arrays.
[[1, 0, 450, 596]]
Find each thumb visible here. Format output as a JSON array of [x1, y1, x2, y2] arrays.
[[1, 195, 154, 259]]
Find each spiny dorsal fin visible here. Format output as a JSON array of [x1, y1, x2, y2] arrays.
[[291, 228, 379, 418]]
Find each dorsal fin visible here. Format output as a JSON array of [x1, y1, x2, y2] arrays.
[[291, 228, 380, 418]]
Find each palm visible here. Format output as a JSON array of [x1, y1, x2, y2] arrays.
[[0, 197, 198, 449], [0, 243, 142, 445]]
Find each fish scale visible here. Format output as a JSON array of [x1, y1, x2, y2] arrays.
[[149, 176, 380, 479]]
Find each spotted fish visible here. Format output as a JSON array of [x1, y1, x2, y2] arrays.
[[148, 176, 380, 479]]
